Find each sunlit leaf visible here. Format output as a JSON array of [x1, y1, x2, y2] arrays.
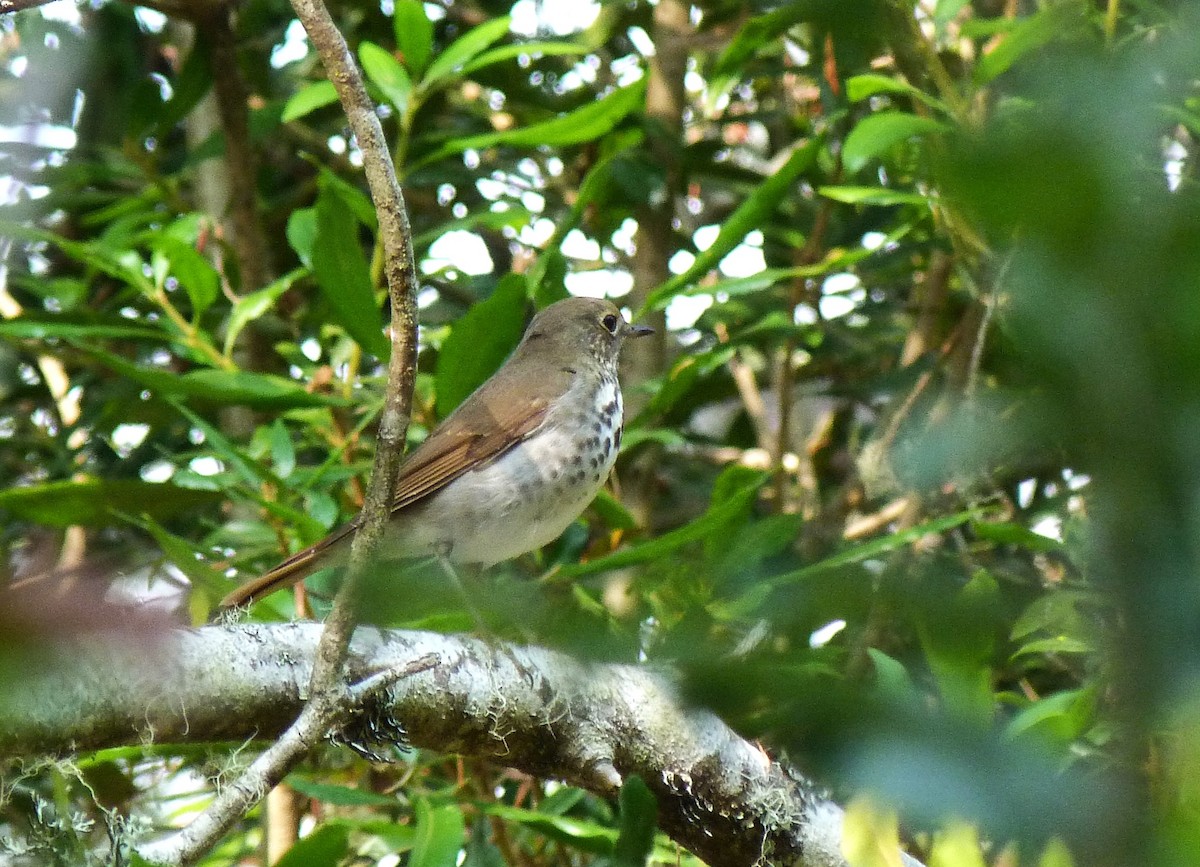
[[422, 16, 511, 86], [643, 137, 821, 310], [393, 0, 434, 76], [360, 41, 413, 115], [282, 79, 339, 122], [420, 80, 645, 165], [273, 823, 349, 867]]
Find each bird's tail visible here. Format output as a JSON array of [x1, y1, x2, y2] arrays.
[[219, 522, 356, 610]]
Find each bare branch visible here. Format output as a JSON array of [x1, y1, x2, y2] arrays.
[[3, 624, 925, 867]]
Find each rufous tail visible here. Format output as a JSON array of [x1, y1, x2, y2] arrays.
[[219, 523, 355, 609]]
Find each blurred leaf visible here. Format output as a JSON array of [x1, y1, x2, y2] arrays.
[[644, 138, 821, 310], [422, 16, 511, 86], [311, 182, 389, 358], [394, 0, 434, 76], [84, 347, 342, 409], [974, 5, 1085, 84], [421, 80, 645, 164], [0, 479, 219, 527], [224, 267, 305, 357], [972, 520, 1064, 553], [612, 776, 656, 867], [0, 316, 163, 342], [771, 510, 982, 587], [929, 821, 987, 867], [287, 775, 401, 807], [846, 73, 949, 112], [435, 274, 527, 416], [461, 41, 588, 75], [286, 207, 318, 267], [482, 804, 616, 855], [556, 474, 764, 578], [842, 796, 903, 867], [152, 235, 219, 315], [712, 4, 807, 77], [282, 79, 339, 123], [868, 649, 915, 703], [842, 112, 947, 173], [410, 798, 465, 867], [818, 185, 930, 206], [1005, 687, 1097, 746], [273, 823, 349, 867], [360, 41, 413, 115]]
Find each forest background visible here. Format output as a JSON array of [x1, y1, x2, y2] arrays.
[[1, 0, 1199, 865]]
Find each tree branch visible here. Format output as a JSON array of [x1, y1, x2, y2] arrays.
[[3, 624, 924, 867]]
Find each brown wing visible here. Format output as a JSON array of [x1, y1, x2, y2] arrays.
[[389, 353, 568, 511]]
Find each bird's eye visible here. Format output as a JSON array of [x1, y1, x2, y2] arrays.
[[601, 313, 619, 334]]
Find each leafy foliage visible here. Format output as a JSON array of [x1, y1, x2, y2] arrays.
[[1, 0, 1198, 865]]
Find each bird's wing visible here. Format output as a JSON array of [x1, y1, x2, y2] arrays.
[[391, 360, 566, 510]]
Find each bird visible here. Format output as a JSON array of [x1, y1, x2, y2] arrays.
[[219, 296, 653, 609]]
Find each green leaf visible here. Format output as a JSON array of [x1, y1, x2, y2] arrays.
[[434, 275, 527, 416], [817, 185, 931, 207], [0, 479, 220, 527], [286, 776, 401, 807], [768, 509, 984, 587], [974, 5, 1084, 85], [643, 137, 821, 310], [0, 316, 163, 342], [612, 776, 656, 867], [422, 16, 512, 86], [286, 207, 318, 267], [1004, 687, 1097, 745], [84, 346, 341, 409], [360, 41, 413, 115], [555, 477, 764, 578], [152, 235, 219, 315], [842, 111, 947, 173], [420, 80, 645, 165], [282, 79, 339, 123], [460, 41, 587, 76], [481, 804, 616, 855], [868, 648, 915, 702], [312, 183, 389, 358], [394, 0, 434, 76], [273, 823, 349, 867], [410, 798, 465, 867], [971, 520, 1064, 553], [712, 4, 808, 78], [846, 74, 949, 112], [224, 267, 305, 357]]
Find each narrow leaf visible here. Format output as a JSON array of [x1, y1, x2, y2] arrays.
[[282, 80, 339, 123], [311, 185, 390, 358], [394, 0, 434, 76], [643, 137, 821, 310], [423, 16, 512, 86], [0, 479, 220, 527], [420, 80, 645, 165], [360, 41, 413, 115]]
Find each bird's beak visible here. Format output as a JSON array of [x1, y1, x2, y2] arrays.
[[629, 324, 655, 337]]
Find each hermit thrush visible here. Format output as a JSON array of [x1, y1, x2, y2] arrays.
[[220, 296, 652, 609]]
